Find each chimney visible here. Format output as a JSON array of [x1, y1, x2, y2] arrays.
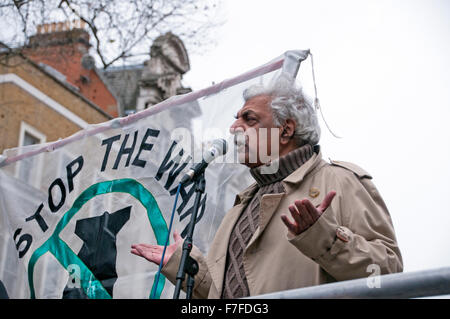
[[27, 20, 90, 50], [24, 19, 92, 88]]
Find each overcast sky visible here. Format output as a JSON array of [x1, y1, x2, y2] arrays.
[[183, 0, 450, 273]]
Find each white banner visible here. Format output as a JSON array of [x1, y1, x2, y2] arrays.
[[0, 50, 308, 298]]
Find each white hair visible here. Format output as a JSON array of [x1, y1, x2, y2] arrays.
[[242, 75, 321, 146]]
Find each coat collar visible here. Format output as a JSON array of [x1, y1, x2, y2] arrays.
[[233, 182, 259, 206], [235, 150, 324, 201], [235, 147, 323, 201], [282, 150, 324, 187]]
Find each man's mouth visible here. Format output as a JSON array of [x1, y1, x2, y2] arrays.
[[233, 133, 247, 147]]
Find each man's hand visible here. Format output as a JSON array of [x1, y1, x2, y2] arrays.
[[281, 191, 337, 236], [131, 230, 183, 266]]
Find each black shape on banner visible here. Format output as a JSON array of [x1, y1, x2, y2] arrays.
[[180, 193, 207, 238], [63, 206, 131, 298], [0, 280, 8, 299]]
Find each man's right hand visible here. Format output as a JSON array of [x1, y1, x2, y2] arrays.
[[131, 230, 183, 266]]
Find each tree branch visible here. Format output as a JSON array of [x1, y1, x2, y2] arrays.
[[59, 0, 109, 68]]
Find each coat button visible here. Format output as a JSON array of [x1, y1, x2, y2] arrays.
[[336, 227, 350, 242], [309, 187, 320, 198]]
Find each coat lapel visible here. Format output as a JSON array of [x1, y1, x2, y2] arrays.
[[247, 192, 285, 248], [206, 183, 258, 295], [283, 151, 324, 186], [247, 151, 325, 247]]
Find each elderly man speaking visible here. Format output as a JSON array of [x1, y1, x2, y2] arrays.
[[131, 76, 403, 299]]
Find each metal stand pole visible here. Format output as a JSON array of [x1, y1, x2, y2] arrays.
[[173, 172, 205, 299]]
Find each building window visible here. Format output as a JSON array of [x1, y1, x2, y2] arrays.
[[22, 132, 41, 146], [16, 122, 46, 186], [18, 122, 46, 147]]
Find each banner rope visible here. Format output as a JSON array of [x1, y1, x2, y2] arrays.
[[151, 182, 182, 299], [309, 52, 342, 139]]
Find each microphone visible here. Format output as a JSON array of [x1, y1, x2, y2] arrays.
[[180, 139, 228, 185]]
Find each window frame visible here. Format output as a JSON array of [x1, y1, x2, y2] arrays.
[[15, 121, 47, 188], [18, 121, 47, 147]]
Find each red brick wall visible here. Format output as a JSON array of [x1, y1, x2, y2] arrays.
[[24, 30, 119, 118]]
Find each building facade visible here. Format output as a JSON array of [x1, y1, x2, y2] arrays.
[[23, 22, 120, 118], [102, 32, 193, 114], [0, 54, 112, 155]]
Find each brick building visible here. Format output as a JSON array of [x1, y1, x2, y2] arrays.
[[23, 21, 120, 118], [0, 25, 194, 159], [0, 53, 112, 154], [0, 21, 121, 156]]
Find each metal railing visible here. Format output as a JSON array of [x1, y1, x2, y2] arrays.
[[247, 267, 450, 299]]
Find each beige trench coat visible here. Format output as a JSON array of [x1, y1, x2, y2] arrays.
[[161, 150, 403, 298]]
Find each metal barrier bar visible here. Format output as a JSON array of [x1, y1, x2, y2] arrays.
[[246, 267, 450, 299]]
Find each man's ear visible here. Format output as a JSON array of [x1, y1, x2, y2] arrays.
[[280, 119, 296, 144]]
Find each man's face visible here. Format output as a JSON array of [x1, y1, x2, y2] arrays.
[[229, 95, 280, 168]]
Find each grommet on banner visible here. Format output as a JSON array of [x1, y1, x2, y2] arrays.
[[110, 118, 122, 129]]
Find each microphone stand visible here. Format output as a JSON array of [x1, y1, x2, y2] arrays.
[[173, 172, 205, 299]]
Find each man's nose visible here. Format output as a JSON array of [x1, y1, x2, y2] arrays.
[[229, 120, 244, 135]]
